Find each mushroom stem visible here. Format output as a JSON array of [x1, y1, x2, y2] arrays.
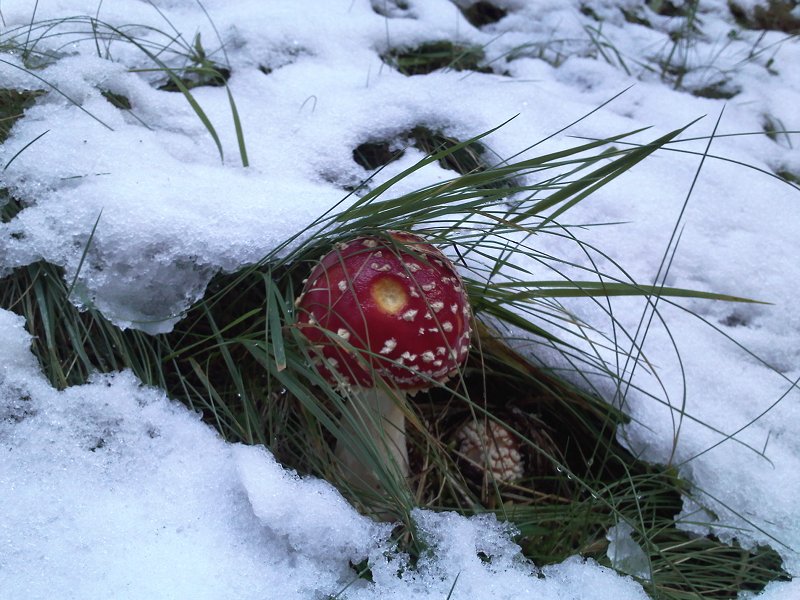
[[335, 386, 409, 490]]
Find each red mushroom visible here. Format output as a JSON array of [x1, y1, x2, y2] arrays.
[[457, 420, 525, 484], [295, 231, 472, 488]]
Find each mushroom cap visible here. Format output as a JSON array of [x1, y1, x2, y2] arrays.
[[457, 420, 524, 483], [295, 231, 472, 389]]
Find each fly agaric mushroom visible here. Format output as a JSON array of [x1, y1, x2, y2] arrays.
[[457, 420, 524, 484], [295, 231, 472, 488]]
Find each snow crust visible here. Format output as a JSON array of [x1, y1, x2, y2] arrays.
[[1, 0, 799, 596], [0, 309, 648, 599]]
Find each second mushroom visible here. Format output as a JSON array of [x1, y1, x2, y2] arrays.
[[295, 231, 472, 489]]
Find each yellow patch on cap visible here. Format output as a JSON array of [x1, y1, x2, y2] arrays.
[[370, 276, 408, 315]]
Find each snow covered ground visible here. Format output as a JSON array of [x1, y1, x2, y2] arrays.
[[1, 0, 798, 597]]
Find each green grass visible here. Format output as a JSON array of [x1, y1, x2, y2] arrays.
[[0, 7, 795, 599], [0, 88, 44, 144], [382, 41, 492, 76]]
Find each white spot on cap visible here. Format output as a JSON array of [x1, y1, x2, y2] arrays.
[[451, 303, 458, 314], [431, 301, 444, 313], [327, 357, 339, 368], [433, 360, 442, 367], [402, 309, 419, 321], [362, 239, 378, 248], [337, 280, 347, 291], [404, 262, 421, 272], [400, 351, 417, 361], [379, 338, 397, 354], [374, 251, 383, 258], [371, 262, 392, 272], [449, 349, 458, 360], [442, 321, 453, 332], [428, 328, 439, 333], [418, 328, 426, 335], [433, 367, 450, 378], [337, 328, 350, 341], [335, 242, 350, 250], [436, 347, 446, 355], [423, 312, 433, 320], [409, 287, 420, 298], [421, 351, 435, 363], [421, 283, 436, 292]]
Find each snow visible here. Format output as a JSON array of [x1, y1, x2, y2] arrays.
[[1, 0, 799, 597], [744, 580, 800, 600], [0, 309, 650, 599], [607, 521, 652, 581]]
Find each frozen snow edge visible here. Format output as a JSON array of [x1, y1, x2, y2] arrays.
[[0, 308, 652, 599]]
